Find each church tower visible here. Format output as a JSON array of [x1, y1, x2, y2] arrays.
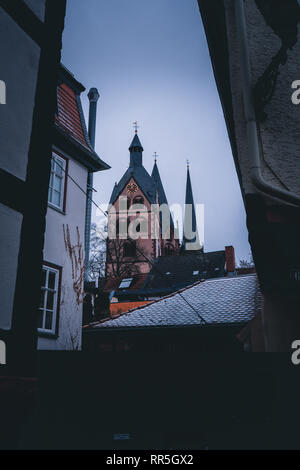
[[106, 130, 178, 280], [182, 163, 203, 253]]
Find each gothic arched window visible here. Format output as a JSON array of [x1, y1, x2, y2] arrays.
[[133, 196, 144, 205]]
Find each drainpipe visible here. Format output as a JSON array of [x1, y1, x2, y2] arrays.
[[235, 0, 300, 206], [85, 87, 100, 282]]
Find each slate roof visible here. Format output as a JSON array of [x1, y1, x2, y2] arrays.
[[129, 133, 144, 151], [90, 274, 261, 329], [109, 133, 157, 205], [151, 161, 175, 230], [109, 164, 156, 205], [54, 65, 110, 172], [143, 251, 226, 291], [151, 162, 168, 206]]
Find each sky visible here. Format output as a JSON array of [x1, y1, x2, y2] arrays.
[[62, 0, 251, 263]]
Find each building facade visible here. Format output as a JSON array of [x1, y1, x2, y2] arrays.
[[199, 0, 300, 350], [0, 0, 66, 450], [38, 65, 109, 350], [106, 132, 179, 282], [0, 0, 66, 373]]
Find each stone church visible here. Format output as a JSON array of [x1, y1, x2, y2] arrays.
[[96, 130, 238, 316], [105, 130, 183, 280]]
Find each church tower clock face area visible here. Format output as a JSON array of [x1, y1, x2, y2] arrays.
[[127, 183, 138, 194]]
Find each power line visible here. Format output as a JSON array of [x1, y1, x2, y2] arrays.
[[54, 158, 207, 323]]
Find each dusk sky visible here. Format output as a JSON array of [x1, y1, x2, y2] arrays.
[[62, 0, 251, 263]]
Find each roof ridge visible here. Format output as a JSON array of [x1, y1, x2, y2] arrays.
[[87, 278, 207, 327], [203, 273, 256, 283]]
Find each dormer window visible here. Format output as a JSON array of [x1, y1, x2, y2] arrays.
[[119, 278, 133, 289]]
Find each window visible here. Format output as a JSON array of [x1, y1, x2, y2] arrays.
[[123, 241, 136, 257], [193, 270, 199, 276], [119, 278, 133, 289], [38, 264, 60, 335], [133, 195, 144, 205], [48, 153, 67, 210]]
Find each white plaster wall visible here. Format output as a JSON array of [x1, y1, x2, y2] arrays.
[[0, 204, 23, 330], [0, 8, 40, 181], [225, 0, 300, 204], [38, 153, 88, 350]]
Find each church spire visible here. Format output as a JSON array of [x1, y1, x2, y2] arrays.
[[151, 157, 168, 206], [182, 162, 202, 252], [152, 157, 175, 234], [129, 132, 143, 167]]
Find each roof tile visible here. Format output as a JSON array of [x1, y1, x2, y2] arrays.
[[92, 274, 261, 329]]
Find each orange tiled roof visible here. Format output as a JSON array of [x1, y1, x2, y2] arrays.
[[110, 301, 151, 317]]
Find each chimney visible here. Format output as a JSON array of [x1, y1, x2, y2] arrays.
[[84, 88, 100, 282], [225, 246, 236, 275], [87, 87, 99, 148]]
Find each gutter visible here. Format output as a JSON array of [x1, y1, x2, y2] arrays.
[[235, 0, 300, 207], [84, 88, 100, 282], [83, 322, 247, 334]]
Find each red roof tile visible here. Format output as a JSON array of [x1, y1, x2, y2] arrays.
[[55, 82, 91, 151], [110, 301, 152, 317]]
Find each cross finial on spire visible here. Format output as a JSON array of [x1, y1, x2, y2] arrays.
[[133, 121, 139, 134], [187, 159, 190, 168], [153, 151, 159, 163]]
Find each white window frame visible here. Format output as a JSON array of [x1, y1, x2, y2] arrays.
[[38, 264, 60, 335], [48, 152, 66, 211]]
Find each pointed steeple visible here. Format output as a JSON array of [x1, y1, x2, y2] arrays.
[[110, 132, 156, 206], [152, 159, 175, 234], [183, 163, 202, 252], [129, 133, 144, 167], [151, 160, 168, 206]]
